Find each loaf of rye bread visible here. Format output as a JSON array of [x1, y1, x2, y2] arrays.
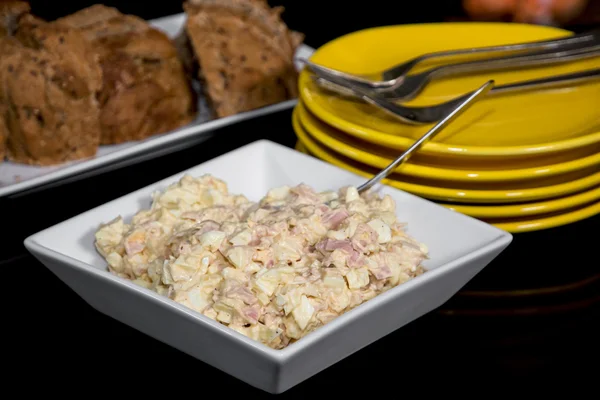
[[0, 5, 103, 165], [56, 5, 197, 145], [182, 0, 304, 118]]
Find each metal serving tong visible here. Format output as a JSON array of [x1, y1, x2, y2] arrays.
[[300, 28, 600, 102], [311, 66, 600, 124]]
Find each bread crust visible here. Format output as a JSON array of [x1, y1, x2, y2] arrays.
[[57, 5, 196, 145], [183, 0, 304, 118], [0, 14, 103, 165]]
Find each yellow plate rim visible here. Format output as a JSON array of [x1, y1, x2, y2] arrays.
[[297, 102, 600, 183], [293, 141, 600, 233], [443, 186, 600, 218], [300, 23, 600, 157], [491, 201, 600, 233], [292, 108, 600, 204]]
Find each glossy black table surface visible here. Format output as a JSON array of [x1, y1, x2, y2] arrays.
[[5, 1, 599, 395]]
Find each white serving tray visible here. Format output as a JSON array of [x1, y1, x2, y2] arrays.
[[0, 13, 314, 197]]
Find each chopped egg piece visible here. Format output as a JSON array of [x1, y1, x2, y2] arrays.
[[199, 230, 226, 251], [346, 268, 370, 289], [292, 295, 315, 330], [345, 186, 359, 203], [367, 219, 392, 243]]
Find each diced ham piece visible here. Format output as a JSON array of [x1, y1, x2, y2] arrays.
[[372, 266, 393, 280], [242, 306, 260, 324], [347, 250, 366, 268], [316, 239, 328, 254], [317, 205, 329, 214], [351, 223, 378, 253], [226, 286, 258, 305], [324, 239, 353, 253], [125, 239, 145, 256], [322, 209, 349, 229]]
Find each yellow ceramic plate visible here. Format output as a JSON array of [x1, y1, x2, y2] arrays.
[[444, 186, 600, 218], [297, 102, 600, 183], [300, 23, 600, 159], [294, 141, 600, 232], [489, 201, 600, 233], [293, 113, 600, 204]]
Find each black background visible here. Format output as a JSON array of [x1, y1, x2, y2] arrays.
[[25, 0, 468, 47], [3, 0, 599, 396]]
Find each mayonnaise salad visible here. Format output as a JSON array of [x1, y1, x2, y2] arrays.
[[95, 174, 428, 349]]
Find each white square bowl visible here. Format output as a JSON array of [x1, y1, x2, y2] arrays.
[[24, 140, 512, 394]]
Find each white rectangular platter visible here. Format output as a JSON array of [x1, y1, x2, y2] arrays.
[[0, 13, 314, 197]]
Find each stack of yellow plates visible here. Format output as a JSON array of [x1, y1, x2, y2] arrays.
[[293, 23, 600, 233]]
